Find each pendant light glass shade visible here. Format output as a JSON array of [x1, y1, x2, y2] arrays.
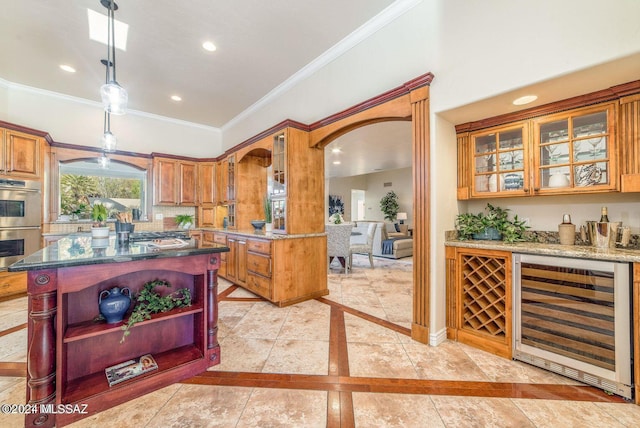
[[101, 81, 127, 115], [101, 130, 117, 152], [98, 154, 110, 169]]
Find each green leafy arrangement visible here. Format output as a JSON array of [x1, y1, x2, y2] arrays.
[[379, 191, 400, 221], [120, 279, 191, 343], [455, 203, 529, 243], [175, 214, 194, 228], [91, 203, 109, 227]]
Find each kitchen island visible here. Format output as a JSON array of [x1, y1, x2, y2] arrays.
[[9, 234, 229, 427]]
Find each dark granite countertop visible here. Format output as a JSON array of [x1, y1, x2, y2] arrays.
[[8, 233, 229, 272]]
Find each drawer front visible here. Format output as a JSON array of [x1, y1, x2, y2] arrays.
[[247, 253, 271, 277], [0, 271, 26, 297], [246, 273, 271, 299], [213, 233, 227, 245], [247, 239, 271, 255]]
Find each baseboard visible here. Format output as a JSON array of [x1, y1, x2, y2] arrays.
[[429, 327, 447, 347]]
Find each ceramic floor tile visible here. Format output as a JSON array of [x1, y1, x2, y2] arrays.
[[0, 329, 27, 362], [0, 309, 27, 331], [348, 342, 418, 379], [229, 302, 290, 340], [217, 301, 256, 339], [0, 377, 26, 428], [210, 336, 275, 372], [594, 402, 640, 426], [68, 384, 182, 428], [261, 339, 329, 375], [344, 312, 400, 344], [278, 304, 330, 341], [145, 384, 252, 428], [431, 396, 535, 427], [237, 388, 327, 427], [513, 399, 629, 428], [403, 340, 490, 381], [352, 392, 445, 428]]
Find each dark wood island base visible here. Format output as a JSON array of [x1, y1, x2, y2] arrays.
[[10, 236, 228, 427]]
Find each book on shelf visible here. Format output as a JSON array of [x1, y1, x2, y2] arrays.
[[105, 354, 158, 387]]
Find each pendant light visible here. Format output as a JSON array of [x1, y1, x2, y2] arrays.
[[100, 0, 127, 115], [98, 154, 111, 169], [100, 59, 117, 152]]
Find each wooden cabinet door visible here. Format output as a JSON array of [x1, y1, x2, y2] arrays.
[[226, 237, 237, 281], [236, 239, 247, 285], [154, 158, 178, 205], [198, 162, 215, 205], [198, 206, 216, 228], [178, 161, 197, 205], [4, 130, 41, 178]]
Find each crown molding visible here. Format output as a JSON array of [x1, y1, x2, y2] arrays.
[[221, 0, 423, 132]]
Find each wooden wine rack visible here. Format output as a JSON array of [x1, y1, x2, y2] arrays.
[[461, 254, 507, 337], [446, 247, 512, 359]]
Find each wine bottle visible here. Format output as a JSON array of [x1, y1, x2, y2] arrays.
[[599, 206, 609, 223]]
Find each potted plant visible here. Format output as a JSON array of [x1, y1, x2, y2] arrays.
[[175, 214, 193, 229], [91, 203, 110, 238], [379, 191, 399, 221], [455, 203, 529, 243], [264, 196, 273, 232]]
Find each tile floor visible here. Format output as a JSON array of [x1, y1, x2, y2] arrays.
[[1, 254, 639, 427]]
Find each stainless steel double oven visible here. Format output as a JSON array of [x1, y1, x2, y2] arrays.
[[0, 178, 41, 268]]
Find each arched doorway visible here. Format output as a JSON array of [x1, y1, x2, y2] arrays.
[[309, 72, 433, 343]]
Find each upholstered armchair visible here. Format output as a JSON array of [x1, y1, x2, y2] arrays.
[[326, 223, 353, 273]]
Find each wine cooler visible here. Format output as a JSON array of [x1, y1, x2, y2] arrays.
[[513, 254, 633, 399]]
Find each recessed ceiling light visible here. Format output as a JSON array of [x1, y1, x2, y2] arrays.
[[59, 64, 76, 73], [513, 95, 538, 106], [202, 41, 217, 52], [331, 148, 341, 154], [171, 95, 182, 102], [333, 161, 341, 165], [87, 9, 129, 51]]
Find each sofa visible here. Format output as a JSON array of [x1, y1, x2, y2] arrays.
[[351, 221, 413, 259]]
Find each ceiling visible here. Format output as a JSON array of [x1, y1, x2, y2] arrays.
[[2, 2, 639, 179], [0, 0, 395, 128]]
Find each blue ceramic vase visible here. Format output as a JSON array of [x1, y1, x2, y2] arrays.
[[99, 287, 132, 324]]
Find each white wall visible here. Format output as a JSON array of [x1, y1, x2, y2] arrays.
[[328, 168, 413, 224]]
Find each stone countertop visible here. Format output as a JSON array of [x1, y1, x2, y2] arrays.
[[198, 228, 326, 239], [446, 239, 640, 263], [8, 233, 229, 272]]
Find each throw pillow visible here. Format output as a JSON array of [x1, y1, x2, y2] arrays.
[[394, 223, 401, 233]]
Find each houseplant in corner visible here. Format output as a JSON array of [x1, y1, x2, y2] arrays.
[[455, 203, 529, 243], [90, 203, 110, 238], [379, 191, 399, 221]]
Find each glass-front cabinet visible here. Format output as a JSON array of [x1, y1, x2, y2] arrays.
[[271, 132, 287, 233], [533, 104, 615, 193], [471, 124, 529, 197], [463, 102, 617, 198]]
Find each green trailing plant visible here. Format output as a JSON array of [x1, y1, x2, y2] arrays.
[[264, 196, 272, 223], [120, 279, 191, 343], [379, 191, 400, 221], [91, 203, 109, 227], [175, 214, 194, 228], [455, 203, 529, 243]]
